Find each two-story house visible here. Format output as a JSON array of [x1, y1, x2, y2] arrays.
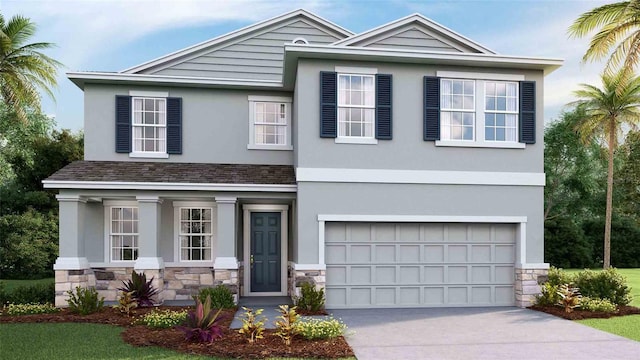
[[45, 9, 562, 309]]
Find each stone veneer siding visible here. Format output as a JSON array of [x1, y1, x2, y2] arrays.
[[289, 264, 326, 299], [55, 269, 94, 307], [515, 268, 548, 308]]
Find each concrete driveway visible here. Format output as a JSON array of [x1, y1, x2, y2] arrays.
[[330, 307, 640, 360]]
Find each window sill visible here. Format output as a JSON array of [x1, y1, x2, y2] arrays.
[[335, 137, 379, 145], [435, 140, 526, 149], [129, 152, 170, 158], [247, 144, 293, 151]]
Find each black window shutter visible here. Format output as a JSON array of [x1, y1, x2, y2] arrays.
[[376, 74, 393, 140], [115, 95, 131, 153], [424, 76, 440, 141], [519, 81, 536, 144], [319, 71, 337, 138], [166, 97, 182, 154]]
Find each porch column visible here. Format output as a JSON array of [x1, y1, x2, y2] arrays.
[[54, 194, 90, 307], [134, 196, 164, 270], [213, 196, 239, 302]]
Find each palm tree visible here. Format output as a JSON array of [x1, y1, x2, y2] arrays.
[[0, 13, 61, 121], [571, 71, 640, 268], [568, 1, 640, 85]]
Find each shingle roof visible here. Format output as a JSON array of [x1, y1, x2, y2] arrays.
[[46, 161, 296, 185]]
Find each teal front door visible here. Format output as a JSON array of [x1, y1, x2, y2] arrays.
[[250, 212, 281, 292]]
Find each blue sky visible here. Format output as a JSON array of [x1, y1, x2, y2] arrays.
[[3, 0, 609, 131]]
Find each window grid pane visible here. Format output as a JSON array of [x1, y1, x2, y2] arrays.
[[132, 97, 167, 152], [179, 207, 213, 261], [110, 207, 139, 261], [337, 74, 375, 138]]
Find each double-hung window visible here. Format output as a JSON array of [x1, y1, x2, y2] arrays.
[[440, 79, 475, 141], [132, 97, 166, 154], [109, 206, 139, 262], [248, 96, 292, 150], [178, 207, 213, 261], [484, 81, 518, 142], [337, 74, 375, 140]]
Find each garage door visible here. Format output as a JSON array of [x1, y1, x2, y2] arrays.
[[325, 222, 516, 308]]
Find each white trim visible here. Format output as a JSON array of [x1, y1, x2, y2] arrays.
[[103, 200, 138, 206], [516, 263, 550, 270], [243, 204, 288, 296], [293, 263, 327, 271], [173, 201, 216, 208], [173, 202, 217, 263], [215, 196, 238, 204], [129, 152, 170, 159], [334, 137, 378, 145], [213, 257, 239, 270], [247, 144, 293, 151], [435, 140, 526, 149], [334, 66, 378, 74], [134, 257, 164, 270], [318, 220, 325, 266], [43, 180, 297, 192], [292, 37, 309, 45], [121, 9, 352, 74], [136, 195, 163, 204], [317, 214, 527, 223], [128, 90, 169, 97], [248, 95, 292, 102], [296, 168, 545, 186], [53, 257, 89, 270], [436, 71, 525, 81], [55, 194, 87, 203]]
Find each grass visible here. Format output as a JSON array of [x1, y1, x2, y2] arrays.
[[565, 268, 640, 306], [1, 278, 54, 291], [0, 323, 354, 360], [577, 315, 640, 342]]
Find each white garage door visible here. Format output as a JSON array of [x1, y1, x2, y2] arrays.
[[325, 222, 516, 308]]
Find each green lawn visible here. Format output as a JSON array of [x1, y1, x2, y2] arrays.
[[565, 268, 640, 306], [577, 315, 640, 342], [1, 278, 54, 291]]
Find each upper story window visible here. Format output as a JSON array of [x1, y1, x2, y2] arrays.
[[133, 97, 166, 153], [484, 81, 518, 142], [248, 96, 292, 150], [441, 79, 475, 141], [337, 73, 375, 140]]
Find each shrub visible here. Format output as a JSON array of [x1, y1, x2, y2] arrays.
[[177, 296, 224, 343], [194, 285, 235, 309], [116, 291, 137, 316], [544, 218, 593, 269], [274, 305, 299, 346], [139, 309, 188, 329], [118, 271, 159, 307], [535, 283, 561, 306], [4, 303, 58, 315], [581, 297, 617, 313], [294, 282, 325, 313], [296, 317, 348, 340], [238, 307, 266, 344], [572, 268, 632, 306], [556, 284, 581, 313], [547, 267, 572, 287], [0, 282, 55, 305], [66, 286, 104, 315]]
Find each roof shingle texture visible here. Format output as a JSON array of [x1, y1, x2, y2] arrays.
[[46, 161, 296, 185]]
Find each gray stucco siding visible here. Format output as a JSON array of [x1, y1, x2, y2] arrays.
[[295, 182, 543, 265], [84, 84, 293, 165], [294, 59, 545, 173]]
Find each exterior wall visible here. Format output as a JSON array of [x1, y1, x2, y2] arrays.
[[83, 84, 293, 165], [515, 267, 548, 307], [356, 26, 470, 52], [148, 20, 342, 80], [294, 59, 545, 173]]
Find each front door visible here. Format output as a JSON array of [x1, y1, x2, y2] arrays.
[[250, 212, 281, 292]]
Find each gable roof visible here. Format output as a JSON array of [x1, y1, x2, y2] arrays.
[[121, 9, 353, 74], [332, 13, 495, 54]]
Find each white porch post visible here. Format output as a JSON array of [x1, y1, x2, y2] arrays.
[[213, 196, 239, 303], [134, 196, 164, 270]]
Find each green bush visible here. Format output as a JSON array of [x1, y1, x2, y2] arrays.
[[573, 268, 632, 306], [138, 309, 188, 328], [296, 317, 347, 340], [194, 285, 235, 309], [4, 303, 58, 315], [66, 286, 104, 315], [544, 218, 593, 269], [583, 216, 640, 267], [580, 297, 617, 312], [535, 283, 561, 306], [294, 282, 325, 313], [0, 282, 54, 305], [547, 266, 573, 287]]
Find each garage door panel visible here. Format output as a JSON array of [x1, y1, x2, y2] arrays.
[[325, 222, 516, 308]]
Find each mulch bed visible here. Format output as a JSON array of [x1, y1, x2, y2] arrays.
[[529, 304, 640, 320], [1, 306, 354, 359]]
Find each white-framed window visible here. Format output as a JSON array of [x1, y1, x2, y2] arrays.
[[436, 71, 525, 149], [108, 206, 139, 262], [132, 97, 166, 153], [248, 96, 292, 150], [337, 73, 375, 140], [173, 202, 216, 262]]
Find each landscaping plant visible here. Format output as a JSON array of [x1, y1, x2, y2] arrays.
[[274, 305, 299, 346], [116, 291, 137, 316], [294, 282, 325, 313], [139, 309, 188, 329], [572, 268, 632, 306], [535, 283, 561, 306], [547, 266, 573, 286], [296, 317, 348, 340], [118, 270, 159, 307], [0, 282, 55, 305], [193, 285, 235, 309], [557, 284, 581, 313], [580, 297, 617, 313], [238, 307, 266, 344], [66, 286, 104, 315], [4, 303, 58, 315], [176, 295, 224, 343]]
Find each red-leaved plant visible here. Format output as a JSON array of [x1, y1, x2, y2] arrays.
[[118, 270, 159, 307], [177, 295, 225, 343]]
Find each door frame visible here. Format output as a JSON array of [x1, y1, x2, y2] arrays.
[[243, 204, 288, 296]]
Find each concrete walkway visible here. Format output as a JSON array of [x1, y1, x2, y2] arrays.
[[229, 296, 292, 329], [330, 307, 640, 360]]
